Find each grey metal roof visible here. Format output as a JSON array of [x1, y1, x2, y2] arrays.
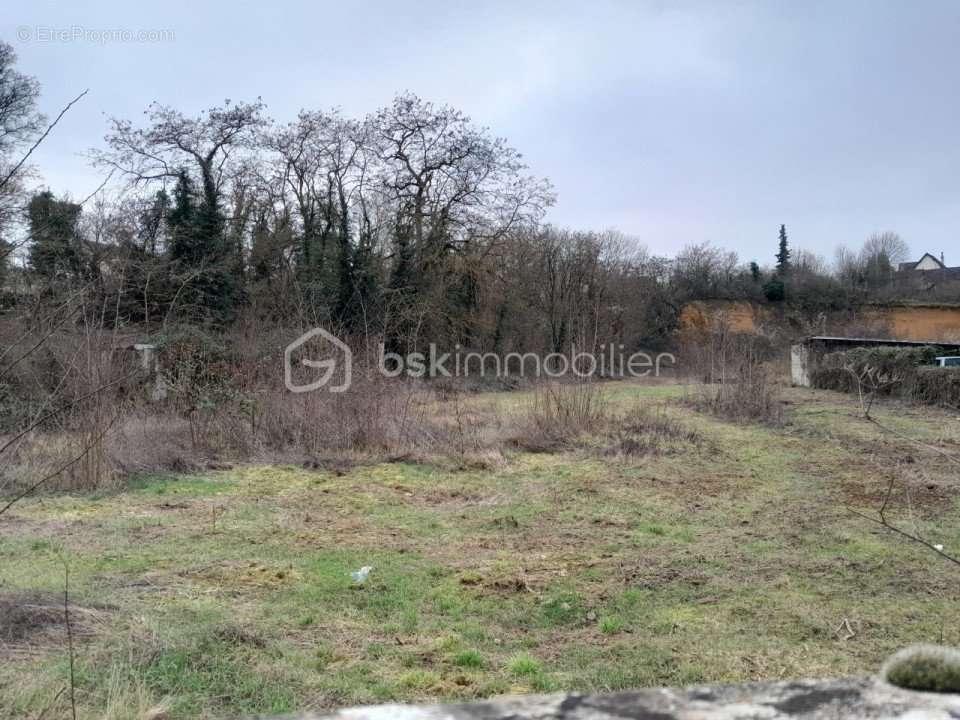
[[804, 336, 960, 347]]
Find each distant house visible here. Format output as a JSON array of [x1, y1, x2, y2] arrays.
[[896, 252, 960, 288], [899, 252, 952, 273]]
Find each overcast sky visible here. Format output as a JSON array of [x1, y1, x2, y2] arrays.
[[4, 0, 959, 265]]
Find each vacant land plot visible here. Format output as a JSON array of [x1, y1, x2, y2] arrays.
[[1, 384, 958, 719]]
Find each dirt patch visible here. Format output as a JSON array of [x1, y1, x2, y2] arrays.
[[180, 560, 299, 591], [213, 623, 267, 648], [418, 487, 487, 506], [0, 515, 76, 541], [155, 500, 192, 510], [838, 474, 954, 517], [302, 454, 362, 476], [455, 567, 539, 595], [0, 590, 107, 653], [648, 471, 746, 504]]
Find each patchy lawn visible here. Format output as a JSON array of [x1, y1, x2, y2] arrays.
[[1, 383, 959, 719]]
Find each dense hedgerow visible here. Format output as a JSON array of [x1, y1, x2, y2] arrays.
[[810, 346, 960, 408]]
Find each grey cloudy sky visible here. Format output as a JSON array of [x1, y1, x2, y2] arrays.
[[5, 0, 960, 264]]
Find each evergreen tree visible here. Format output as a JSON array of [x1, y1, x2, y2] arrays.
[[249, 214, 274, 282], [0, 239, 11, 290], [165, 169, 245, 324], [27, 191, 83, 280], [749, 261, 761, 282], [388, 221, 416, 295], [763, 278, 785, 302], [167, 171, 198, 263], [385, 221, 418, 353], [116, 189, 174, 323], [140, 189, 169, 255], [775, 224, 791, 275]]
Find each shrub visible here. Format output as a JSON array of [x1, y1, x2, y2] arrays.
[[687, 344, 783, 424], [453, 649, 484, 669], [604, 405, 702, 457], [811, 346, 960, 409], [762, 278, 785, 302], [507, 653, 542, 677], [884, 645, 960, 693], [909, 367, 960, 409], [517, 381, 607, 449], [811, 346, 937, 394], [680, 319, 782, 424], [599, 616, 624, 634]]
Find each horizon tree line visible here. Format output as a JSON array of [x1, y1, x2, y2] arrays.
[[0, 40, 950, 359]]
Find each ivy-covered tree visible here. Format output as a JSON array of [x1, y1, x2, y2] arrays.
[[160, 169, 244, 322], [167, 171, 198, 264], [112, 190, 172, 323], [371, 93, 553, 345], [27, 191, 83, 281], [96, 100, 266, 323]]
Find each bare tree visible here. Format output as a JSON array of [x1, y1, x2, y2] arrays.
[[94, 99, 269, 321], [0, 42, 45, 149], [96, 99, 268, 195], [371, 93, 553, 278], [671, 242, 740, 301], [860, 231, 909, 287], [863, 231, 910, 266], [0, 41, 45, 269]]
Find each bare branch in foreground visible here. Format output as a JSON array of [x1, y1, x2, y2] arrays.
[[0, 89, 89, 193], [848, 477, 960, 569]]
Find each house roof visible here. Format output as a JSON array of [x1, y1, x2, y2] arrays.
[[898, 252, 947, 271], [808, 335, 932, 344], [802, 336, 960, 349]]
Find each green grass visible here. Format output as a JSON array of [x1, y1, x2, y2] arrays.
[[454, 650, 485, 669], [1, 382, 959, 718], [599, 616, 625, 634], [507, 653, 542, 677]]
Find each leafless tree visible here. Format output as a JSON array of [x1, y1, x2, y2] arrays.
[[371, 93, 553, 273], [671, 242, 740, 300], [0, 41, 46, 267], [94, 99, 269, 245], [860, 231, 909, 287], [863, 231, 910, 266], [0, 42, 45, 153], [833, 245, 863, 287]]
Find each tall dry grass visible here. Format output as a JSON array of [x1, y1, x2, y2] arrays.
[[679, 314, 783, 424], [512, 380, 608, 450], [0, 315, 139, 496]]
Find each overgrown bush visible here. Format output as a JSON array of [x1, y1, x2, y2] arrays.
[[690, 364, 783, 424], [810, 346, 960, 408], [516, 381, 608, 450], [0, 325, 139, 494], [911, 367, 960, 409], [884, 645, 960, 693], [604, 405, 703, 457], [681, 319, 783, 424], [810, 346, 938, 394], [258, 371, 433, 454]]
